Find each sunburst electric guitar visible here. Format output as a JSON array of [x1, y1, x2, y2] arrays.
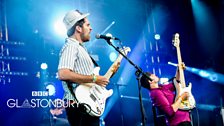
[[74, 47, 131, 117], [172, 33, 196, 110]]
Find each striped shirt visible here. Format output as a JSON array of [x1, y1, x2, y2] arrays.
[[58, 38, 94, 100]]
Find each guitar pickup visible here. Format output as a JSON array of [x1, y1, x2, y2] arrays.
[[90, 94, 97, 102]]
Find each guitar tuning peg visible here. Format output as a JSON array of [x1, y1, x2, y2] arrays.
[[175, 33, 180, 37]]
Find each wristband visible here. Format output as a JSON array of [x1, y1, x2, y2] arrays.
[[92, 74, 97, 83]]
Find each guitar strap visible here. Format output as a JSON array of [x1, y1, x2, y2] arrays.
[[67, 81, 79, 103], [89, 56, 99, 67]]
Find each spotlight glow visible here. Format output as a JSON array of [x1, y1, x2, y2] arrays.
[[155, 34, 160, 40], [54, 19, 66, 37], [41, 63, 48, 70], [209, 74, 218, 82], [109, 52, 117, 62], [199, 70, 209, 77]]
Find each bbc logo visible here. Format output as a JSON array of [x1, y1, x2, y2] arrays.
[[32, 91, 49, 96]]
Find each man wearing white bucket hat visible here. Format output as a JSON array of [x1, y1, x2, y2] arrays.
[[58, 9, 109, 126]]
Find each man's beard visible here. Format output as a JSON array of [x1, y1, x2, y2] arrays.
[[81, 33, 90, 42]]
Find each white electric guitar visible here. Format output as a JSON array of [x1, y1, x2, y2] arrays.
[[74, 47, 131, 116], [172, 33, 196, 110]]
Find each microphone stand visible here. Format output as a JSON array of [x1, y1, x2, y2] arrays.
[[105, 39, 152, 126]]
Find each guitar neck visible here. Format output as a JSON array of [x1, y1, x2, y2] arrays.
[[176, 46, 186, 87], [104, 55, 123, 79]]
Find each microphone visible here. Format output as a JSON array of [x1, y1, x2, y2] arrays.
[[95, 33, 119, 40]]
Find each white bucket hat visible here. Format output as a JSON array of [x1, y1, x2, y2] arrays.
[[63, 10, 90, 30]]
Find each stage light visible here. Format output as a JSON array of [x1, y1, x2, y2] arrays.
[[34, 29, 39, 34], [109, 52, 117, 62], [154, 34, 160, 40], [41, 63, 48, 70], [167, 61, 177, 66], [46, 84, 56, 96]]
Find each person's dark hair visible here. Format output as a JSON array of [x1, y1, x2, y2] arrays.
[[140, 72, 152, 90], [67, 18, 85, 37]]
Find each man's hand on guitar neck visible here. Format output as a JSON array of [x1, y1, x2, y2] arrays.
[[110, 63, 120, 78], [177, 62, 186, 71], [175, 62, 186, 80]]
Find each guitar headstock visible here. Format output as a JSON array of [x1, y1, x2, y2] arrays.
[[172, 33, 180, 48], [119, 46, 131, 56]]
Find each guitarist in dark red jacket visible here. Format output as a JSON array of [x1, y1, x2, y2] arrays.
[[140, 64, 192, 126]]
